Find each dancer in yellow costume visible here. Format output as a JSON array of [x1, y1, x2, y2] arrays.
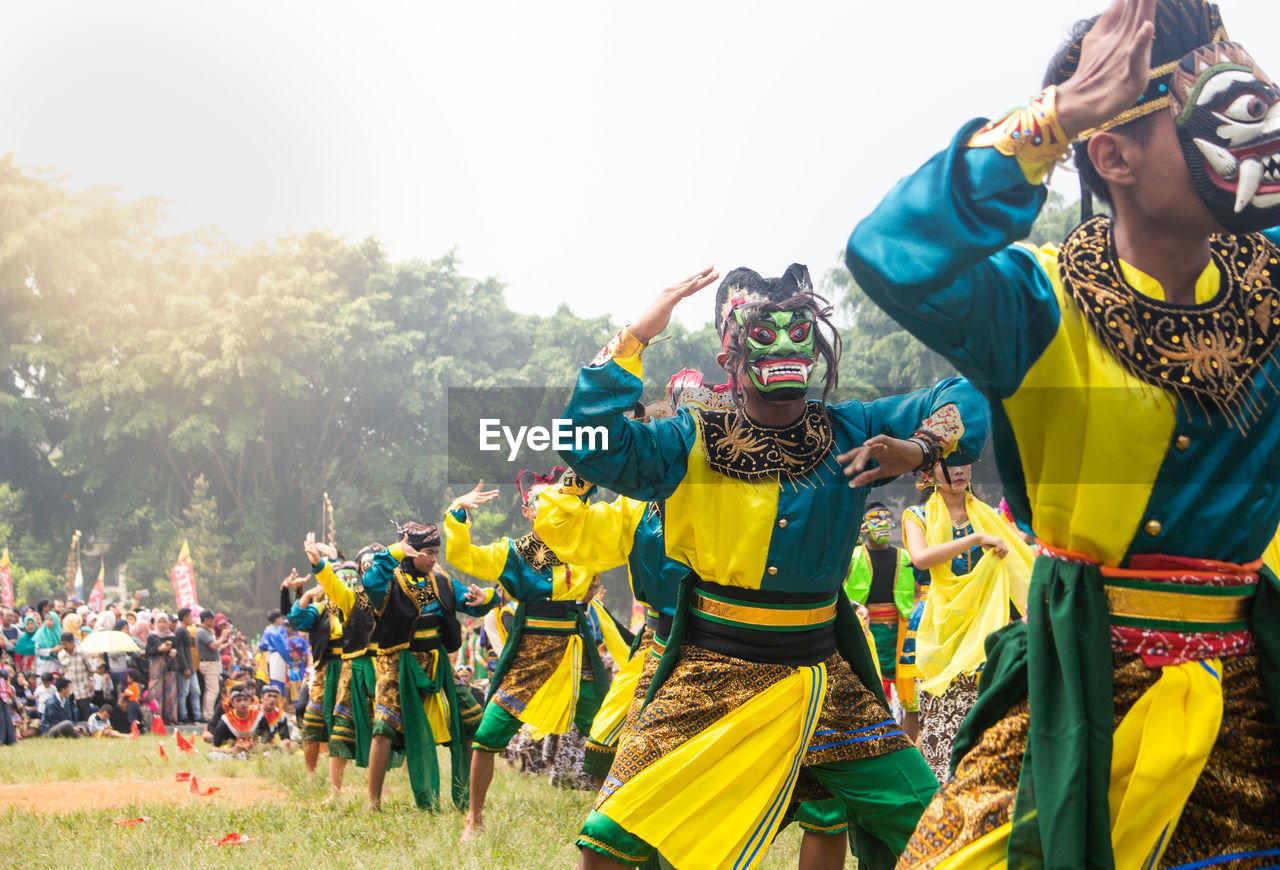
[[847, 0, 1280, 864], [558, 264, 990, 870], [453, 469, 606, 841], [900, 464, 1032, 783], [309, 525, 496, 812], [283, 568, 344, 777]]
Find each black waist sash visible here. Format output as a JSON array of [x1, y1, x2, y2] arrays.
[[684, 578, 838, 666]]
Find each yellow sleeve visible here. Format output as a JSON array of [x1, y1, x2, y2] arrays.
[[534, 491, 644, 571], [443, 510, 511, 583], [314, 561, 354, 617]]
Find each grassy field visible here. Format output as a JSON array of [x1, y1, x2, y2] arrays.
[[0, 734, 813, 868]]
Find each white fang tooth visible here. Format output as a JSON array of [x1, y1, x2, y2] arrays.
[[1195, 138, 1239, 178], [1236, 157, 1263, 213]]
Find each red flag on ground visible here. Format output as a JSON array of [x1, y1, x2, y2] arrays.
[[175, 730, 195, 753], [0, 547, 12, 609], [158, 743, 168, 761], [88, 560, 105, 611], [170, 540, 199, 612], [113, 817, 151, 827], [150, 716, 168, 736], [188, 775, 220, 796], [175, 771, 191, 782], [129, 721, 139, 739], [213, 833, 253, 846]]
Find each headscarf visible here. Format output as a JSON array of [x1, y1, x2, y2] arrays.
[[14, 614, 38, 656], [151, 615, 174, 639], [33, 613, 62, 655], [131, 613, 151, 642], [62, 612, 83, 639]]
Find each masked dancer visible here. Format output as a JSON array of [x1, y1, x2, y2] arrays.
[[847, 0, 1280, 864], [557, 264, 989, 869]]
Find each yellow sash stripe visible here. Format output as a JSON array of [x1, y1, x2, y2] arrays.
[[693, 594, 836, 628]]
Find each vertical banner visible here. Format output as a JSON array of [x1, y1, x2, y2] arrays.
[[73, 562, 84, 601], [89, 560, 105, 611], [170, 540, 200, 611], [0, 547, 12, 608]]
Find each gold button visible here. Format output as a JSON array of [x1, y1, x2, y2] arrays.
[[1144, 519, 1162, 536], [778, 518, 788, 528], [1174, 435, 1191, 450], [767, 566, 778, 575]]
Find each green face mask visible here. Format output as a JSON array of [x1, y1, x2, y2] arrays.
[[863, 510, 893, 545], [735, 309, 817, 398]]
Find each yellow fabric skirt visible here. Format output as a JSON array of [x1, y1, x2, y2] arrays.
[[515, 634, 583, 736], [599, 664, 825, 870], [925, 657, 1228, 870], [588, 637, 648, 747]]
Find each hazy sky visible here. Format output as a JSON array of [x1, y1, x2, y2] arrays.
[[4, 0, 1276, 328]]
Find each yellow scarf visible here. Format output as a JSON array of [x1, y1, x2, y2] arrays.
[[915, 491, 1032, 696]]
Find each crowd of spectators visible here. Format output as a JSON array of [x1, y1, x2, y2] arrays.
[[0, 594, 312, 750]]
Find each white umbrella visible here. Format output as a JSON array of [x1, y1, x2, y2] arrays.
[[79, 630, 142, 655]]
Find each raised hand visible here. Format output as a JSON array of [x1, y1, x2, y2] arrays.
[[454, 480, 500, 513], [279, 567, 299, 591], [464, 584, 488, 606], [628, 267, 720, 344], [838, 435, 925, 489], [1055, 0, 1157, 138], [303, 533, 322, 566]]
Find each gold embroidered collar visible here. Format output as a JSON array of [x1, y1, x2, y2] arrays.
[[699, 403, 835, 480], [513, 534, 562, 572], [1059, 216, 1280, 430]]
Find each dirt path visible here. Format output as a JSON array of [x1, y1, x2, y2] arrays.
[[0, 776, 285, 812]]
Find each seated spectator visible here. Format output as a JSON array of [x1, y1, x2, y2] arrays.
[[41, 677, 87, 738], [258, 685, 296, 750], [87, 704, 126, 738], [207, 687, 262, 749]]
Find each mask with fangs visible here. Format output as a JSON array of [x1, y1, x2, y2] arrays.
[[1171, 41, 1280, 234], [733, 308, 817, 402]]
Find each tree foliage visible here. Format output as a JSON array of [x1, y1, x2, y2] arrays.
[[0, 158, 717, 624], [0, 155, 1083, 624]]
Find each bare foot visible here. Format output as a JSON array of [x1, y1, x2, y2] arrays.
[[460, 815, 485, 843], [367, 799, 382, 813]]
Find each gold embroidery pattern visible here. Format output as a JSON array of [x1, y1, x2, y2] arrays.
[[1060, 217, 1280, 431], [372, 649, 436, 734], [967, 86, 1070, 165], [599, 647, 906, 809], [513, 534, 563, 572], [899, 654, 1280, 867], [916, 404, 965, 457], [699, 403, 835, 481], [493, 632, 574, 717], [398, 571, 438, 611], [802, 651, 910, 766], [590, 327, 645, 367]]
